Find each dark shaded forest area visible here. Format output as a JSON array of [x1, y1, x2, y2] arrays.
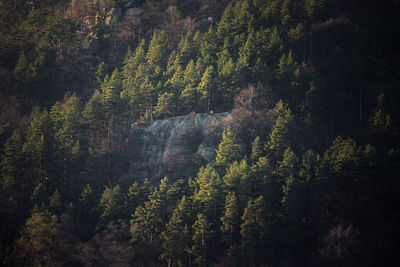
[[0, 0, 399, 266]]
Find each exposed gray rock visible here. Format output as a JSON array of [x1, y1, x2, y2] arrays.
[[125, 7, 142, 16], [128, 112, 231, 181], [123, 0, 136, 9]]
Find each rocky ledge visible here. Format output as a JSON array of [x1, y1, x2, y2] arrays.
[[128, 112, 231, 181]]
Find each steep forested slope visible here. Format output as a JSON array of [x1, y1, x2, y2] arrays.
[[0, 0, 399, 266]]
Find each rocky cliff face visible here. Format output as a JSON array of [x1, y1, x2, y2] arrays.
[[128, 112, 231, 181]]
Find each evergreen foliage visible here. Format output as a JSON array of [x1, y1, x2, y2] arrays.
[[0, 0, 399, 265]]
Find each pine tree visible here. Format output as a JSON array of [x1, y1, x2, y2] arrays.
[[200, 39, 217, 69], [218, 57, 236, 109], [178, 31, 199, 66], [223, 159, 250, 206], [101, 68, 123, 117], [161, 196, 192, 266], [0, 131, 25, 247], [122, 39, 146, 90], [197, 65, 215, 113], [137, 76, 157, 122], [232, 0, 253, 36], [278, 147, 299, 178], [190, 213, 214, 266], [265, 100, 294, 164], [180, 83, 198, 113], [83, 90, 105, 148], [251, 136, 264, 163], [215, 127, 243, 171], [146, 30, 171, 73], [167, 65, 184, 116], [368, 93, 392, 147], [51, 93, 81, 153], [96, 61, 108, 85], [100, 68, 124, 149], [98, 185, 125, 229], [14, 51, 30, 83], [180, 59, 201, 112], [48, 189, 62, 214], [240, 196, 266, 264], [221, 191, 240, 247], [154, 92, 174, 119], [305, 0, 325, 21], [280, 173, 304, 251], [121, 63, 152, 118], [323, 136, 360, 175], [130, 189, 163, 244], [10, 208, 76, 266], [23, 109, 55, 187], [193, 165, 223, 222], [74, 184, 99, 241], [216, 3, 235, 41], [183, 59, 200, 86], [1, 131, 24, 193]]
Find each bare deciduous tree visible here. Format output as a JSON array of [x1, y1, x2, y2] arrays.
[[228, 83, 277, 146]]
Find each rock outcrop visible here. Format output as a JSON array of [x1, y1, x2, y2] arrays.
[[128, 112, 231, 181]]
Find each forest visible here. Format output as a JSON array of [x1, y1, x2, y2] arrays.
[[0, 0, 399, 266]]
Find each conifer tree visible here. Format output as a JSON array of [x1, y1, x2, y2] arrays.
[[96, 61, 108, 85], [190, 213, 214, 266], [1, 131, 24, 195], [10, 208, 76, 266], [240, 196, 265, 264], [122, 39, 146, 90], [232, 0, 253, 35], [178, 31, 199, 66], [197, 65, 215, 113], [183, 59, 199, 86], [223, 159, 250, 206], [215, 127, 243, 171], [146, 30, 171, 73], [98, 185, 125, 229], [74, 184, 99, 241], [161, 196, 192, 266], [48, 189, 62, 214], [265, 100, 294, 164], [100, 68, 124, 148], [154, 92, 174, 119], [101, 69, 123, 117], [193, 165, 223, 222], [221, 191, 240, 247], [323, 136, 360, 175], [23, 109, 55, 187], [167, 65, 184, 116], [280, 173, 304, 251], [51, 93, 81, 153], [216, 3, 234, 41], [368, 93, 392, 147], [130, 190, 163, 244], [278, 147, 299, 178], [83, 90, 105, 148], [200, 38, 217, 69], [14, 51, 30, 83], [251, 136, 264, 163], [180, 59, 201, 112], [218, 57, 236, 109], [180, 83, 198, 113], [0, 131, 25, 247]]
